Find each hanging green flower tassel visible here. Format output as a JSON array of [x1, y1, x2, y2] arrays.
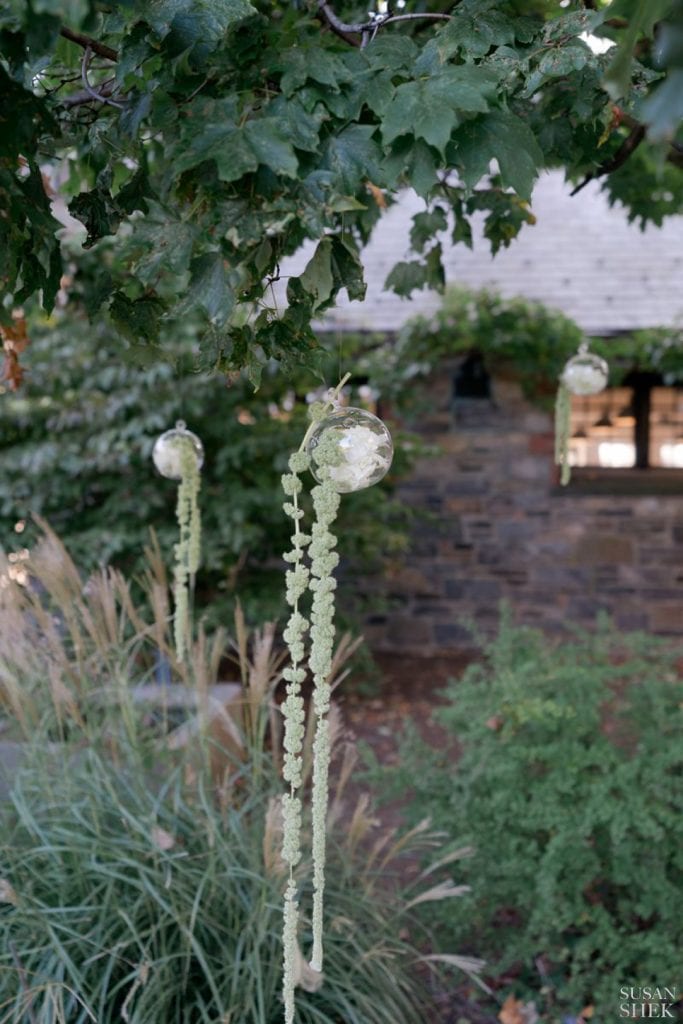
[[279, 379, 348, 1017], [173, 444, 201, 660], [306, 435, 341, 974], [279, 375, 393, 1020], [280, 449, 311, 1024], [554, 381, 572, 486], [152, 421, 204, 661]]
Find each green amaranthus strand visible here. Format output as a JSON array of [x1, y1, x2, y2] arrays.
[[279, 376, 350, 1017], [173, 443, 201, 660], [280, 449, 311, 1024], [307, 443, 341, 974], [554, 381, 572, 487]]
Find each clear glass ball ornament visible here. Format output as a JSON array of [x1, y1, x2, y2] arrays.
[[561, 344, 609, 396], [152, 420, 204, 480], [307, 406, 394, 493]]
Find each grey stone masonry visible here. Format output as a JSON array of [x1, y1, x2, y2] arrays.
[[363, 369, 683, 654]]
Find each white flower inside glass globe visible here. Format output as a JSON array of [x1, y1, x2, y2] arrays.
[[152, 421, 204, 480], [307, 407, 394, 493], [561, 350, 608, 396]]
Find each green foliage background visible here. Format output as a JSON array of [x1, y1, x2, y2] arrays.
[[0, 307, 416, 624], [1, 286, 680, 626]]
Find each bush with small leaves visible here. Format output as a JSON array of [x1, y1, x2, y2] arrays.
[[369, 613, 683, 1018]]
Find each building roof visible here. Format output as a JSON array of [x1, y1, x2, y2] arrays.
[[278, 170, 683, 335]]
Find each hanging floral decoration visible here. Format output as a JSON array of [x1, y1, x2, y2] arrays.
[[555, 342, 608, 485], [152, 420, 204, 660], [280, 376, 393, 1022]]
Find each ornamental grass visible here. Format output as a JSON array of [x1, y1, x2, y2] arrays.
[[0, 524, 479, 1023]]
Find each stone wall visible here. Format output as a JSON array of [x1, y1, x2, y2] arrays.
[[363, 366, 683, 654]]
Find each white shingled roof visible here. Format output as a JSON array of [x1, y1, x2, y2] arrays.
[[278, 170, 683, 334]]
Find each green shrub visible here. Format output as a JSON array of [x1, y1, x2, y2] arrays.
[[370, 614, 683, 1019]]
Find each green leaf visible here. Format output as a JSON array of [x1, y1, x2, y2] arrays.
[[267, 96, 326, 153], [381, 66, 497, 156], [83, 269, 114, 319], [385, 244, 444, 298], [425, 243, 445, 294], [452, 211, 473, 249], [322, 124, 383, 192], [409, 141, 439, 199], [25, 12, 61, 61], [327, 195, 367, 212], [288, 238, 334, 314], [183, 253, 234, 323], [279, 46, 352, 97], [603, 0, 671, 100], [453, 110, 544, 200], [330, 235, 366, 303], [243, 119, 298, 179], [115, 167, 152, 216], [174, 105, 298, 182], [523, 42, 590, 97], [467, 187, 537, 255], [364, 35, 418, 71], [361, 70, 395, 117], [640, 68, 683, 140], [144, 0, 257, 63], [119, 92, 153, 137], [132, 216, 197, 285], [14, 164, 62, 313], [109, 292, 166, 344], [410, 207, 448, 253], [0, 65, 55, 159], [436, 0, 516, 60], [68, 189, 120, 248], [210, 129, 258, 182]]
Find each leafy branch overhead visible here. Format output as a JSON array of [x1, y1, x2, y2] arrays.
[[1, 0, 682, 375]]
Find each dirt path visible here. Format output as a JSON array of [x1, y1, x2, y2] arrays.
[[343, 651, 471, 761]]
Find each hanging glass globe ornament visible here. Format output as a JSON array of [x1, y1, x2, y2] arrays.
[[152, 420, 204, 480], [306, 406, 394, 493], [561, 342, 609, 396]]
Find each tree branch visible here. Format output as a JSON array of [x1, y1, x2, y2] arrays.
[[61, 83, 118, 108], [384, 12, 452, 24], [59, 26, 118, 62], [316, 1, 365, 42], [571, 123, 646, 195], [80, 45, 125, 107], [315, 1, 451, 46]]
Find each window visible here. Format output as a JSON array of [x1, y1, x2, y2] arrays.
[[568, 375, 683, 472]]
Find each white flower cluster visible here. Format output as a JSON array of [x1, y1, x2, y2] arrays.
[[561, 356, 608, 396], [309, 408, 393, 494], [327, 424, 390, 491]]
